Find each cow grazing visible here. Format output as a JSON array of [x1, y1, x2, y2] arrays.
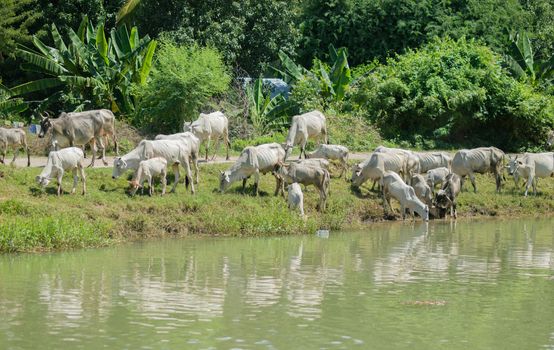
[[351, 152, 404, 191], [411, 174, 433, 207], [35, 147, 86, 196], [380, 171, 429, 221], [287, 183, 305, 218], [183, 111, 230, 161], [129, 157, 168, 196], [39, 109, 117, 167], [219, 143, 285, 196], [284, 110, 328, 160], [0, 127, 30, 167], [425, 167, 451, 193], [155, 132, 200, 184], [434, 173, 462, 219], [374, 146, 418, 182], [506, 152, 554, 196], [305, 144, 349, 179], [451, 147, 505, 193], [112, 139, 195, 194], [413, 151, 452, 173], [274, 162, 330, 212]]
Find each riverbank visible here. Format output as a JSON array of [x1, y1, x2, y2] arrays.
[[0, 163, 553, 253]]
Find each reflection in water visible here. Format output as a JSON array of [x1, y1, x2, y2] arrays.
[[0, 219, 553, 349]]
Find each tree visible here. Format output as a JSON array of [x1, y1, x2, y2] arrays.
[[0, 0, 40, 60]]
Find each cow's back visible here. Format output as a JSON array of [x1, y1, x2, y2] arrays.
[[255, 143, 285, 172], [525, 152, 554, 177]]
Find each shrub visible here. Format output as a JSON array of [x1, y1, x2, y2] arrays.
[[352, 37, 554, 151], [133, 40, 231, 133]]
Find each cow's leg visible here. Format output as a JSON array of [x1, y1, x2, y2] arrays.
[[524, 173, 534, 197], [161, 171, 167, 196], [205, 138, 211, 161], [71, 168, 78, 194], [274, 175, 284, 197], [224, 129, 230, 160], [170, 163, 180, 193], [96, 137, 108, 166], [192, 154, 199, 184], [25, 142, 30, 167], [57, 170, 64, 196], [79, 164, 86, 195], [88, 140, 97, 167], [1, 144, 6, 164], [299, 141, 305, 160], [242, 178, 248, 193], [82, 144, 87, 159], [254, 170, 260, 196], [469, 173, 477, 193], [182, 160, 195, 194], [11, 146, 19, 165], [113, 134, 119, 156], [211, 136, 222, 161], [148, 175, 153, 196]]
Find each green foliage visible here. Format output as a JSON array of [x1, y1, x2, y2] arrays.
[[246, 77, 293, 136], [0, 83, 27, 119], [13, 17, 156, 114], [133, 40, 230, 133], [352, 37, 554, 151], [0, 0, 40, 60]]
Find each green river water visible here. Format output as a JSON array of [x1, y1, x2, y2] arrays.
[[0, 218, 553, 349]]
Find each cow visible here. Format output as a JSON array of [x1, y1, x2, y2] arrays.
[[425, 167, 451, 194], [413, 151, 452, 173], [39, 109, 117, 167], [351, 152, 404, 192], [547, 130, 554, 148], [183, 111, 230, 161], [129, 157, 168, 196], [284, 110, 328, 160], [112, 139, 195, 194], [287, 183, 305, 218], [155, 132, 200, 184], [219, 143, 285, 196], [451, 147, 505, 193], [0, 127, 30, 167], [411, 174, 433, 207], [380, 171, 429, 221], [274, 161, 330, 212], [305, 144, 349, 179], [374, 146, 418, 182], [291, 158, 330, 170], [434, 173, 462, 219], [506, 152, 554, 196], [35, 147, 86, 196]]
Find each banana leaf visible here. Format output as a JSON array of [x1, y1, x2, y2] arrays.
[[10, 78, 64, 95]]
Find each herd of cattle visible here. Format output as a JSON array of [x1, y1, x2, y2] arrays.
[[1, 109, 554, 221]]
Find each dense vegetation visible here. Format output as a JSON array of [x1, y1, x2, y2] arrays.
[[0, 0, 553, 150]]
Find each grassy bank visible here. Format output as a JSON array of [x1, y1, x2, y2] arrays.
[[0, 162, 553, 253]]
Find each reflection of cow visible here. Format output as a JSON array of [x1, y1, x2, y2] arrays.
[[0, 127, 30, 166], [452, 147, 505, 193], [39, 109, 117, 167]]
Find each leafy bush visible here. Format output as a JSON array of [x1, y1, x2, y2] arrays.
[[133, 40, 231, 133], [352, 37, 554, 151]]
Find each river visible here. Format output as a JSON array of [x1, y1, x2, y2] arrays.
[[1, 218, 553, 349]]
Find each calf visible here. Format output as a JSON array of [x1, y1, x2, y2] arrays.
[[287, 183, 305, 218], [0, 127, 30, 167], [380, 171, 429, 221], [351, 152, 404, 192], [411, 174, 433, 207], [305, 144, 349, 179], [507, 153, 554, 196], [425, 167, 451, 194], [36, 147, 86, 196], [155, 132, 200, 184], [434, 173, 462, 219], [129, 157, 168, 196], [275, 162, 330, 212]]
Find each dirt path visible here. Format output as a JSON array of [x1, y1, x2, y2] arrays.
[[11, 153, 371, 168]]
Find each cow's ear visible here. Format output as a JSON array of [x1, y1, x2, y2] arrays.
[[219, 170, 224, 175]]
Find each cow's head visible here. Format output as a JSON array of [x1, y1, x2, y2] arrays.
[[35, 175, 50, 187], [283, 143, 293, 160], [219, 170, 231, 193], [38, 114, 52, 138], [112, 157, 128, 179], [547, 130, 554, 148], [434, 189, 452, 210], [505, 155, 523, 176], [128, 179, 141, 195], [350, 164, 363, 186]]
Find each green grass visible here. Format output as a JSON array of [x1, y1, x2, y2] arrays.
[[0, 162, 553, 253]]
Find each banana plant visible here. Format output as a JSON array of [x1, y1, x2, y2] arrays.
[[11, 16, 156, 114], [0, 83, 27, 119], [505, 30, 553, 87], [247, 77, 293, 135]]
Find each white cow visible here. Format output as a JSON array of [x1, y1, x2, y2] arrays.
[[413, 151, 452, 173], [451, 147, 505, 193], [155, 132, 200, 184], [425, 167, 451, 193], [547, 130, 554, 148], [351, 152, 404, 191], [112, 139, 195, 194], [380, 171, 429, 221], [411, 174, 433, 207], [35, 147, 86, 196], [274, 162, 330, 212], [284, 110, 328, 159], [292, 158, 330, 170], [219, 143, 285, 196], [287, 183, 305, 218], [507, 152, 554, 196], [183, 111, 230, 161], [305, 144, 349, 179], [0, 127, 30, 167], [129, 157, 168, 196], [434, 173, 462, 219], [374, 146, 418, 182]]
